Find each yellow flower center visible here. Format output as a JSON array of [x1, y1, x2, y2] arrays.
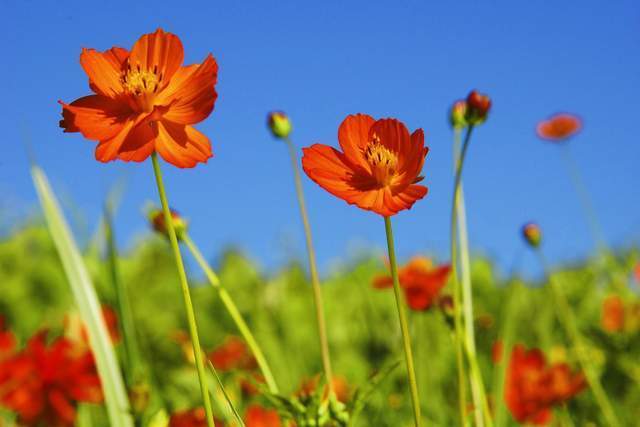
[[364, 135, 398, 185], [122, 64, 162, 112]]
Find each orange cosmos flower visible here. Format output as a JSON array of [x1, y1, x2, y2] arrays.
[[169, 407, 224, 427], [60, 28, 218, 168], [245, 405, 281, 427], [296, 375, 351, 403], [505, 344, 585, 425], [536, 113, 582, 142], [208, 336, 257, 372], [601, 295, 625, 333], [301, 114, 429, 217], [373, 257, 451, 311]]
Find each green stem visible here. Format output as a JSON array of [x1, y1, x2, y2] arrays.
[[104, 205, 139, 387], [150, 153, 216, 427], [284, 137, 334, 394], [451, 128, 469, 427], [181, 233, 279, 393], [536, 249, 620, 427], [384, 216, 422, 427], [452, 125, 493, 427]]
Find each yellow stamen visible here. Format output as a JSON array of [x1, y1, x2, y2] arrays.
[[364, 135, 398, 185], [122, 64, 162, 112]]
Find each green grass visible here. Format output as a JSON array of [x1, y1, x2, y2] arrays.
[[0, 221, 639, 426]]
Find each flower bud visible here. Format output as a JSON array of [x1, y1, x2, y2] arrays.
[[149, 208, 188, 240], [267, 111, 292, 139], [521, 222, 542, 248], [449, 100, 468, 129], [465, 90, 491, 125]]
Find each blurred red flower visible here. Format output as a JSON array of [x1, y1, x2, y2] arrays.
[[0, 316, 16, 357], [302, 114, 429, 217], [60, 28, 218, 168], [634, 263, 640, 284], [65, 305, 120, 346], [373, 257, 451, 311], [245, 405, 281, 427], [0, 331, 103, 427], [505, 344, 585, 425], [536, 113, 582, 142], [208, 336, 257, 372], [169, 407, 224, 427], [601, 295, 625, 333]]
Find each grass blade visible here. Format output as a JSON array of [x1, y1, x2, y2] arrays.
[[30, 165, 134, 427]]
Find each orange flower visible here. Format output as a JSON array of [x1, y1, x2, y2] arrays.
[[536, 113, 582, 142], [0, 331, 103, 427], [296, 375, 351, 403], [505, 344, 585, 425], [245, 405, 281, 427], [634, 263, 640, 284], [60, 28, 218, 168], [208, 336, 257, 372], [601, 295, 625, 333], [373, 257, 451, 311], [169, 408, 224, 427], [301, 114, 429, 217]]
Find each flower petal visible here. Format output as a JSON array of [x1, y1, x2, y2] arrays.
[[156, 120, 212, 168], [369, 118, 411, 155], [59, 95, 132, 141], [95, 117, 139, 163], [536, 113, 582, 142], [337, 114, 375, 171], [129, 28, 184, 87], [80, 47, 128, 98], [160, 55, 218, 124]]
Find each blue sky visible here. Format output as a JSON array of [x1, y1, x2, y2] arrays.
[[1, 0, 638, 278]]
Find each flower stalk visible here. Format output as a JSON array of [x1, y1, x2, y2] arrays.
[[384, 216, 422, 427], [150, 153, 216, 427], [284, 136, 334, 395], [181, 233, 279, 393]]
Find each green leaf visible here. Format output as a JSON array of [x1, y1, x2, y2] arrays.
[[31, 165, 134, 427]]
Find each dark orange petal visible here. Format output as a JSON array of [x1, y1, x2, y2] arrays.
[[536, 113, 582, 141], [301, 143, 375, 205], [156, 121, 212, 168], [59, 95, 132, 140], [160, 55, 218, 124], [95, 118, 139, 162], [129, 29, 184, 89], [337, 114, 376, 171], [396, 129, 428, 186], [80, 47, 128, 98], [372, 275, 393, 289], [369, 118, 411, 155]]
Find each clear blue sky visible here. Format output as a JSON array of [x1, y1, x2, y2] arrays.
[[1, 0, 638, 277]]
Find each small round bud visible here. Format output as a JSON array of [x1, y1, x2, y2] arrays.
[[465, 90, 492, 125], [267, 111, 292, 139], [149, 208, 188, 240], [521, 222, 542, 248], [449, 100, 468, 129]]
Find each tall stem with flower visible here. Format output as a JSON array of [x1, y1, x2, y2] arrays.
[[302, 113, 429, 426]]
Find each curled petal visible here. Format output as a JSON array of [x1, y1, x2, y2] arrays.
[[337, 114, 375, 171], [156, 120, 212, 168], [59, 96, 132, 141], [161, 54, 219, 124], [80, 47, 128, 98]]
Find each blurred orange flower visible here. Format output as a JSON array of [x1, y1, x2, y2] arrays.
[[601, 295, 625, 333], [245, 405, 281, 427], [208, 336, 257, 372], [373, 257, 451, 311], [60, 28, 218, 168], [302, 114, 429, 217], [0, 331, 103, 427], [169, 407, 224, 427], [505, 344, 585, 425], [296, 375, 351, 403], [536, 113, 582, 142]]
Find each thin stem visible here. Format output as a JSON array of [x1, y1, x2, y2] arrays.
[[536, 249, 620, 427], [284, 137, 334, 395], [384, 216, 422, 427], [150, 153, 216, 427], [451, 128, 469, 426], [182, 233, 279, 393], [560, 146, 607, 253], [452, 125, 493, 427]]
